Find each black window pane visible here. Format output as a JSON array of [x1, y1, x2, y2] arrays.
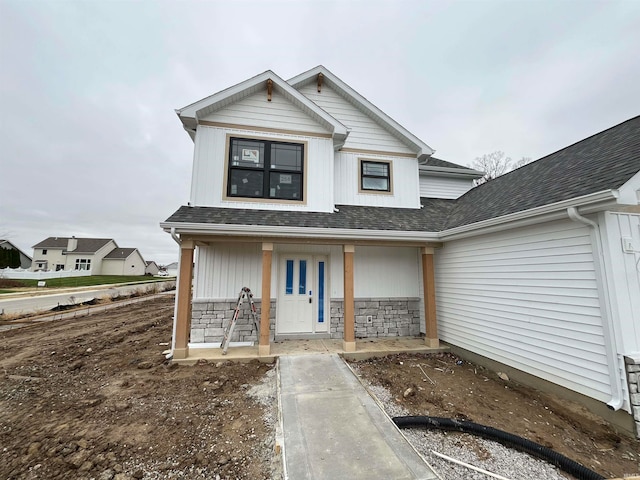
[[271, 144, 302, 171], [363, 162, 388, 176], [231, 139, 265, 168], [269, 172, 302, 199], [230, 169, 264, 197]]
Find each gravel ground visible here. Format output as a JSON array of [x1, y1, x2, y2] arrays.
[[361, 377, 571, 480]]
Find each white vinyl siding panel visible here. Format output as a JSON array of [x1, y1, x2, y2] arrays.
[[194, 244, 263, 299], [334, 151, 420, 208], [201, 90, 331, 135], [601, 212, 640, 356], [435, 219, 611, 402], [419, 175, 475, 199], [191, 126, 334, 212], [355, 246, 420, 298], [298, 84, 415, 155]]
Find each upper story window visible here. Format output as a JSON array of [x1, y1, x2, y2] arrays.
[[360, 159, 392, 193], [42, 249, 47, 255], [227, 137, 304, 201]]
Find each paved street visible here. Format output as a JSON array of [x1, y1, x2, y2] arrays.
[[0, 281, 175, 317]]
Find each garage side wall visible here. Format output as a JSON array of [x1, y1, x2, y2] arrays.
[[435, 219, 612, 403]]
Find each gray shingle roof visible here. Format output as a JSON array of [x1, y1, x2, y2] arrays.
[[165, 198, 456, 233], [104, 248, 137, 260], [445, 116, 640, 229], [32, 237, 114, 253], [163, 116, 639, 235], [423, 157, 475, 171]]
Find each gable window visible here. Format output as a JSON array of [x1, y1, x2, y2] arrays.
[[360, 160, 392, 192], [75, 258, 91, 271], [227, 137, 304, 201]]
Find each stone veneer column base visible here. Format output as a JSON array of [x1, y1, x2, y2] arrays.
[[624, 355, 640, 438]]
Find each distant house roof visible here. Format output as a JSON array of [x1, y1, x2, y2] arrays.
[[146, 260, 158, 267], [103, 248, 138, 260], [32, 237, 114, 254], [445, 115, 640, 229], [0, 239, 32, 261]]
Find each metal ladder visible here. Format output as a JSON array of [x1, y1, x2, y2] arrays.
[[221, 287, 259, 355]]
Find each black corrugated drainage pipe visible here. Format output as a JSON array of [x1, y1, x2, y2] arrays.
[[393, 416, 605, 480]]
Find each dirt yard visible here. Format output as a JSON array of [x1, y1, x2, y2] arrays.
[[0, 294, 278, 480], [350, 353, 639, 479], [1, 295, 638, 480]]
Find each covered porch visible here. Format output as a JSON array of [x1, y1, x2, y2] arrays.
[[172, 235, 443, 362]]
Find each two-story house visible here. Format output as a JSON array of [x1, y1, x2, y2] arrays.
[[31, 237, 147, 275], [162, 67, 640, 437]]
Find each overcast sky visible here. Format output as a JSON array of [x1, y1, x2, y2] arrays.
[[1, 0, 638, 265]]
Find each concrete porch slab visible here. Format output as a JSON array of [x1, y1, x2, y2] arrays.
[[171, 336, 448, 364]]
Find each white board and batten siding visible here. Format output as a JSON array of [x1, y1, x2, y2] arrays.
[[419, 175, 475, 200], [334, 151, 421, 208], [435, 219, 612, 403], [354, 246, 421, 298], [194, 244, 421, 300], [298, 84, 415, 155], [191, 125, 335, 212], [601, 212, 640, 356]]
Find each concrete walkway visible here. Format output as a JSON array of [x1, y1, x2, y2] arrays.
[[279, 354, 438, 479]]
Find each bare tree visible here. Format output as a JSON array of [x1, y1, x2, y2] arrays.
[[470, 151, 512, 185], [470, 152, 533, 185], [512, 156, 533, 170]]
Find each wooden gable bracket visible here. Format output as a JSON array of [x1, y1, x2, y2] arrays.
[[317, 73, 324, 93], [266, 79, 273, 102]]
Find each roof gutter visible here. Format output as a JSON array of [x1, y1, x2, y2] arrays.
[[441, 190, 619, 241], [567, 206, 625, 411], [161, 222, 440, 243]]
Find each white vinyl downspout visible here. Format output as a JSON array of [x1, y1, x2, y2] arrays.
[[567, 207, 625, 410]]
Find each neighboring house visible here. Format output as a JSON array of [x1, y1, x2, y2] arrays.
[[145, 261, 160, 276], [31, 237, 147, 275], [164, 262, 178, 277], [102, 248, 147, 276], [161, 66, 640, 435], [0, 239, 32, 269]]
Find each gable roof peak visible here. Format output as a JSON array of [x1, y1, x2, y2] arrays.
[[175, 68, 348, 145], [288, 66, 435, 160]]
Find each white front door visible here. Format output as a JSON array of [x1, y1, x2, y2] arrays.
[[277, 255, 328, 334]]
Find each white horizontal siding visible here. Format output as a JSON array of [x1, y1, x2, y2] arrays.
[[191, 126, 334, 212], [334, 151, 420, 208], [355, 246, 420, 297], [202, 90, 330, 135], [419, 175, 475, 199], [298, 84, 415, 155], [435, 219, 611, 402]]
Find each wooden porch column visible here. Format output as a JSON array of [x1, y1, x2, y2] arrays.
[[421, 247, 439, 348], [259, 242, 273, 356], [174, 239, 195, 360], [343, 244, 356, 352]]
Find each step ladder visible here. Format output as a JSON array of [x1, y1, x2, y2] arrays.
[[221, 287, 260, 355]]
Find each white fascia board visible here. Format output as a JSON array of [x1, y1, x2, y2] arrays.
[[176, 70, 348, 138], [419, 166, 484, 178], [160, 221, 439, 243], [288, 66, 434, 159], [441, 190, 619, 241], [616, 169, 640, 205]]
